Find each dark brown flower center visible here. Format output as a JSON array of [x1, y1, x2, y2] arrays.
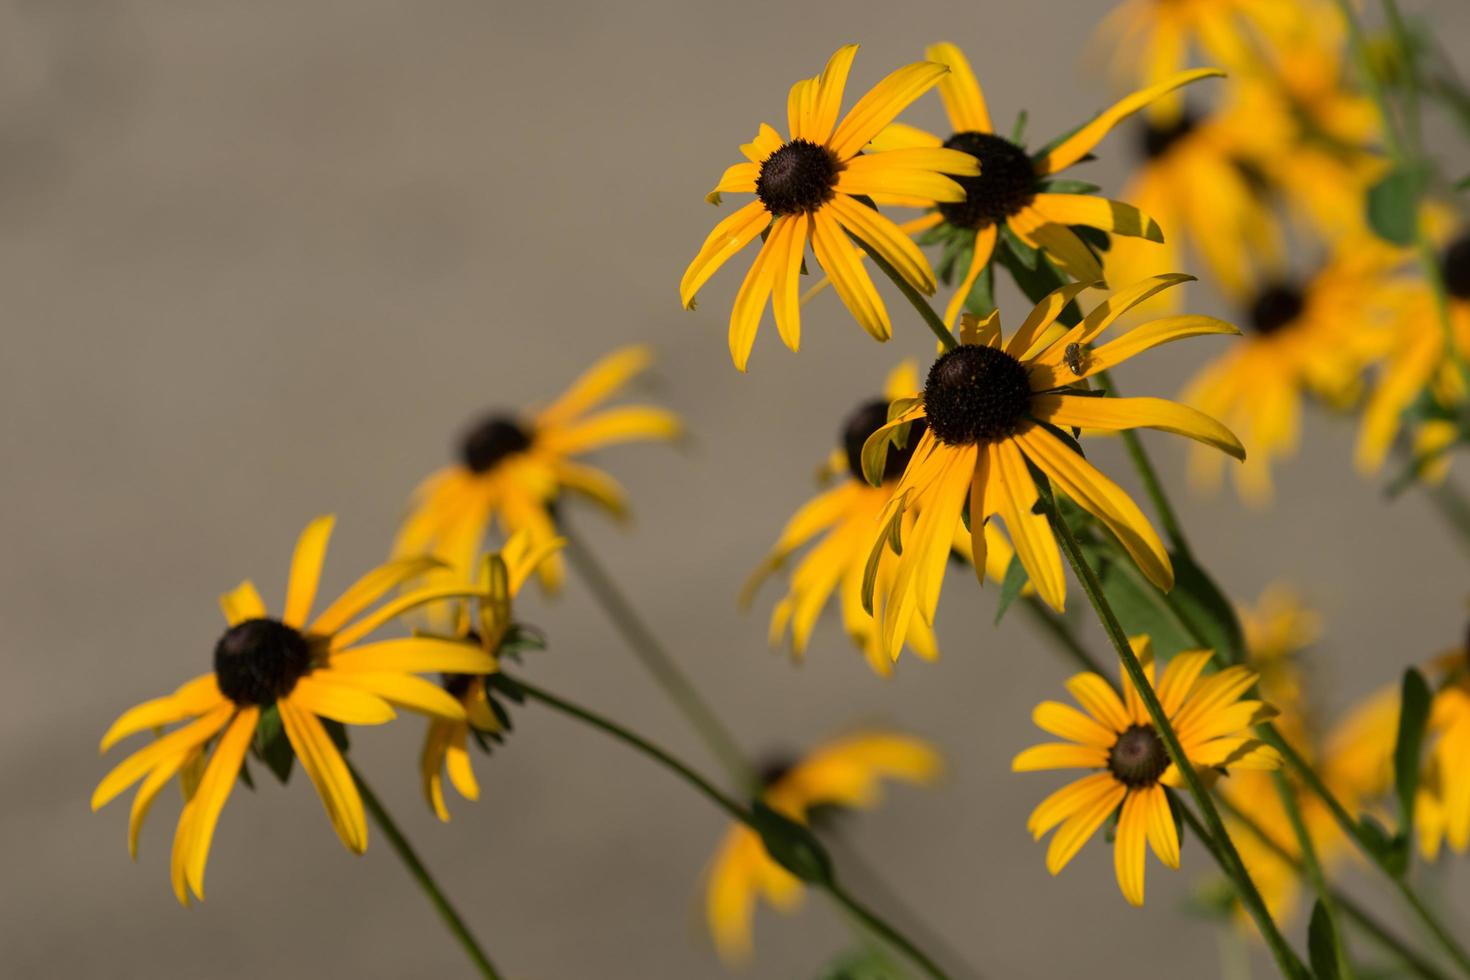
[[1108, 724, 1170, 788], [214, 618, 312, 707], [756, 139, 840, 216], [1443, 236, 1470, 301], [922, 344, 1033, 446], [1247, 283, 1305, 336], [937, 131, 1037, 230], [842, 398, 928, 482], [460, 415, 532, 473]]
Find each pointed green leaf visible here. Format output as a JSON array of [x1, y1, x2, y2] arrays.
[[1308, 901, 1343, 980], [1393, 667, 1432, 848]]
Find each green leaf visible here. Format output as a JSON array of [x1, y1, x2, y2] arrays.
[[750, 802, 833, 885], [1358, 813, 1409, 876], [1167, 550, 1246, 662], [253, 703, 294, 785], [1393, 668, 1432, 847], [1308, 900, 1343, 980], [322, 719, 350, 753], [994, 553, 1028, 624], [1087, 545, 1194, 656], [815, 947, 905, 980], [1366, 168, 1423, 245], [1456, 173, 1470, 192], [963, 261, 996, 319], [997, 245, 1083, 326], [999, 224, 1039, 270], [1036, 178, 1102, 195], [1009, 110, 1028, 144]]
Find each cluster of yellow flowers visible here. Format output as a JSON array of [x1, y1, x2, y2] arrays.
[[92, 0, 1470, 976]]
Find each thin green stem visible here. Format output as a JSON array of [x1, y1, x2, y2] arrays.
[[857, 239, 959, 351], [504, 672, 955, 980], [1272, 769, 1356, 978], [1038, 485, 1310, 979], [350, 764, 503, 979], [560, 522, 755, 793], [1095, 371, 1192, 557], [1218, 795, 1453, 980], [1018, 595, 1108, 676]]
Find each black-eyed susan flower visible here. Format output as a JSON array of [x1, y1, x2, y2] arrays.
[[92, 516, 492, 903], [1015, 637, 1281, 905], [1094, 0, 1322, 119], [1183, 242, 1412, 503], [875, 44, 1214, 326], [704, 733, 941, 963], [863, 278, 1244, 658], [420, 532, 563, 821], [742, 363, 1015, 675], [394, 345, 679, 592], [1358, 235, 1470, 479], [680, 44, 981, 370]]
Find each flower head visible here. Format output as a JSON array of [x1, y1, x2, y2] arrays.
[[394, 345, 679, 593], [680, 45, 980, 370], [704, 733, 940, 962], [743, 363, 1014, 674], [1015, 637, 1280, 905], [93, 516, 493, 903], [420, 532, 563, 821], [863, 277, 1244, 658], [876, 43, 1217, 326]]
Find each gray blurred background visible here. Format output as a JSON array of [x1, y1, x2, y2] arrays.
[[4, 1, 1469, 977]]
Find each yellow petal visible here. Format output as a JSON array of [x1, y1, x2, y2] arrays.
[[93, 703, 234, 811], [1114, 790, 1148, 905], [1142, 783, 1180, 869], [925, 42, 991, 133], [808, 45, 859, 145], [329, 586, 488, 650], [830, 60, 950, 160], [943, 225, 998, 329], [1034, 700, 1118, 748], [726, 230, 780, 371], [128, 749, 194, 860], [1009, 207, 1103, 283], [1047, 780, 1127, 874], [1035, 274, 1195, 363], [1028, 314, 1238, 388], [1034, 68, 1224, 175], [309, 555, 445, 638], [282, 515, 335, 629], [279, 696, 367, 853], [537, 406, 682, 456], [327, 670, 467, 720], [1012, 743, 1110, 771], [788, 76, 817, 142], [183, 706, 258, 899], [828, 193, 936, 294], [836, 155, 967, 203], [219, 579, 267, 626], [421, 722, 452, 822], [679, 200, 771, 309], [1065, 673, 1131, 733], [536, 344, 655, 428], [991, 440, 1066, 611], [288, 674, 397, 725], [868, 122, 944, 152], [100, 674, 223, 753], [770, 213, 809, 352], [1031, 394, 1245, 460], [1156, 650, 1213, 717], [810, 207, 890, 340], [1005, 281, 1096, 358], [1030, 194, 1163, 242], [445, 726, 480, 802], [1027, 771, 1119, 838], [705, 162, 758, 204], [329, 636, 497, 675], [741, 123, 784, 164]]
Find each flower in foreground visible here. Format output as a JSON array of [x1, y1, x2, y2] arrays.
[[742, 362, 1015, 675], [93, 516, 494, 903], [705, 733, 940, 962], [1182, 242, 1412, 502], [393, 345, 679, 592], [876, 44, 1214, 325], [1015, 637, 1281, 905], [863, 277, 1244, 659], [421, 532, 563, 821], [680, 44, 980, 370]]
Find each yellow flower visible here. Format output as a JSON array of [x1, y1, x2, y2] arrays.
[[680, 44, 980, 371], [1358, 235, 1470, 478], [743, 362, 1014, 675], [92, 516, 492, 904], [1238, 584, 1322, 745], [704, 733, 941, 963], [1015, 637, 1281, 905], [393, 346, 679, 592], [1094, 0, 1326, 119], [875, 43, 1214, 327], [864, 278, 1244, 658], [420, 532, 564, 821], [1182, 241, 1411, 503], [1107, 104, 1282, 304], [1221, 770, 1345, 927], [1425, 644, 1470, 856]]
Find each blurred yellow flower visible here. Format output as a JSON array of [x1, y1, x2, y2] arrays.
[[1015, 637, 1280, 905], [92, 516, 491, 904], [394, 346, 679, 593], [865, 278, 1243, 659], [680, 45, 978, 370], [704, 733, 941, 963]]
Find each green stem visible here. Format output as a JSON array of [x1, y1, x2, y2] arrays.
[[1261, 728, 1470, 977], [560, 522, 756, 794], [1038, 484, 1310, 979], [350, 764, 503, 979], [858, 239, 959, 351], [1096, 372, 1192, 557], [1218, 795, 1453, 980], [1018, 595, 1109, 676], [1272, 769, 1355, 978], [503, 672, 954, 980]]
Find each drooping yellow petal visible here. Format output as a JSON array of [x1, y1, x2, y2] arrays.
[[1030, 194, 1163, 242], [1141, 783, 1180, 869], [1035, 274, 1195, 362], [329, 586, 488, 650], [680, 200, 771, 309], [128, 749, 194, 860], [327, 670, 468, 720], [550, 460, 629, 519], [943, 225, 999, 329], [727, 229, 781, 371], [830, 60, 951, 160], [444, 726, 480, 802], [810, 207, 890, 340], [828, 193, 936, 294], [991, 440, 1066, 611], [100, 674, 223, 752], [288, 674, 397, 725], [329, 636, 497, 675], [1027, 314, 1238, 388], [279, 696, 367, 853], [770, 213, 809, 352], [925, 42, 991, 133], [421, 721, 452, 822], [283, 515, 335, 629], [182, 706, 258, 899], [808, 44, 859, 145], [1113, 789, 1149, 905], [219, 579, 267, 626], [93, 703, 235, 811], [1047, 780, 1127, 873], [1016, 423, 1173, 592], [1034, 68, 1224, 175], [309, 556, 445, 638], [1030, 394, 1245, 460], [1027, 771, 1119, 838]]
